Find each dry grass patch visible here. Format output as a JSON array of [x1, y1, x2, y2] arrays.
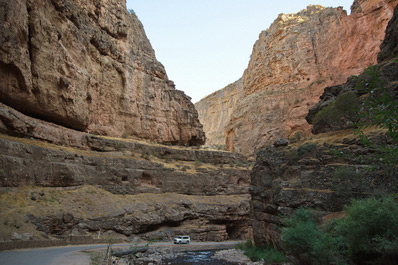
[[0, 185, 249, 237], [289, 128, 387, 149]]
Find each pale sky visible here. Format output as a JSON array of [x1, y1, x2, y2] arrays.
[[126, 1, 354, 103]]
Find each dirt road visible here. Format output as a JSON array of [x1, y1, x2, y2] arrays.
[[0, 241, 242, 265]]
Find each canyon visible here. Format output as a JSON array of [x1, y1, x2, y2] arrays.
[[251, 3, 398, 248], [0, 0, 249, 250], [196, 0, 397, 156], [0, 1, 397, 262]]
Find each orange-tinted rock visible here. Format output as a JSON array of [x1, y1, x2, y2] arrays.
[[0, 0, 205, 146], [196, 0, 397, 155], [195, 79, 243, 149]]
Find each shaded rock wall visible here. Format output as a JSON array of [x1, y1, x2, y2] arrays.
[[195, 79, 243, 149], [196, 0, 397, 155], [1, 186, 251, 247], [378, 4, 398, 62], [0, 0, 205, 146], [250, 135, 397, 247]]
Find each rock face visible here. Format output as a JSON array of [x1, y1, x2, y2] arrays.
[[306, 5, 398, 134], [195, 79, 243, 149], [378, 4, 398, 62], [0, 134, 250, 196], [196, 0, 397, 155], [250, 4, 398, 248], [0, 114, 251, 245], [0, 0, 253, 248], [0, 0, 205, 146], [250, 135, 397, 247], [1, 186, 251, 248]]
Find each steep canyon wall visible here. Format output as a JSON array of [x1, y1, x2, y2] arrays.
[[0, 0, 205, 146], [0, 0, 254, 248], [250, 3, 398, 248], [196, 0, 397, 155], [0, 103, 252, 247]]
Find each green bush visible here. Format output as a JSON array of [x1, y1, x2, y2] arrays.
[[332, 167, 365, 197], [281, 208, 342, 265], [236, 240, 286, 263], [313, 92, 359, 128], [282, 198, 398, 265], [297, 143, 317, 156], [332, 197, 398, 264]]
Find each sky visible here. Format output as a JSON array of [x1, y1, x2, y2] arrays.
[[126, 1, 354, 103]]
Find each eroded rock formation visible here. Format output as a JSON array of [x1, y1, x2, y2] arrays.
[[0, 0, 255, 249], [250, 134, 397, 247], [195, 79, 243, 149], [196, 0, 397, 155], [1, 185, 251, 249], [250, 4, 398, 248], [307, 4, 398, 134], [0, 112, 251, 246], [0, 0, 205, 146]]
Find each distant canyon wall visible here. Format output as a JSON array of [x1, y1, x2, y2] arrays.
[[0, 0, 205, 146], [195, 79, 243, 149], [196, 0, 397, 155]]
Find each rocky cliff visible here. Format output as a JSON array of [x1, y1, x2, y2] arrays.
[[306, 4, 398, 134], [0, 105, 251, 247], [0, 0, 205, 146], [250, 4, 398, 248], [196, 0, 397, 155], [195, 79, 243, 149], [0, 0, 254, 249], [250, 132, 397, 247]]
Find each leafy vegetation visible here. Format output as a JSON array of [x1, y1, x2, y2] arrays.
[[313, 91, 360, 129], [281, 197, 398, 265], [235, 240, 286, 263], [354, 66, 398, 168], [297, 142, 317, 156], [331, 167, 364, 198], [281, 208, 343, 265], [332, 197, 398, 264]]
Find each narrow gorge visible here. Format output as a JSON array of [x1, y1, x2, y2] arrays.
[[196, 0, 397, 156], [0, 1, 397, 264]]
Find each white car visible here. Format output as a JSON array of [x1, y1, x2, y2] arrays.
[[174, 235, 190, 244]]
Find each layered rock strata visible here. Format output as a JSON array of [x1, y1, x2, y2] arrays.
[[0, 0, 205, 146], [0, 134, 250, 196], [250, 4, 398, 248], [0, 124, 251, 246], [1, 186, 250, 249], [196, 0, 397, 155], [250, 133, 397, 247]]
